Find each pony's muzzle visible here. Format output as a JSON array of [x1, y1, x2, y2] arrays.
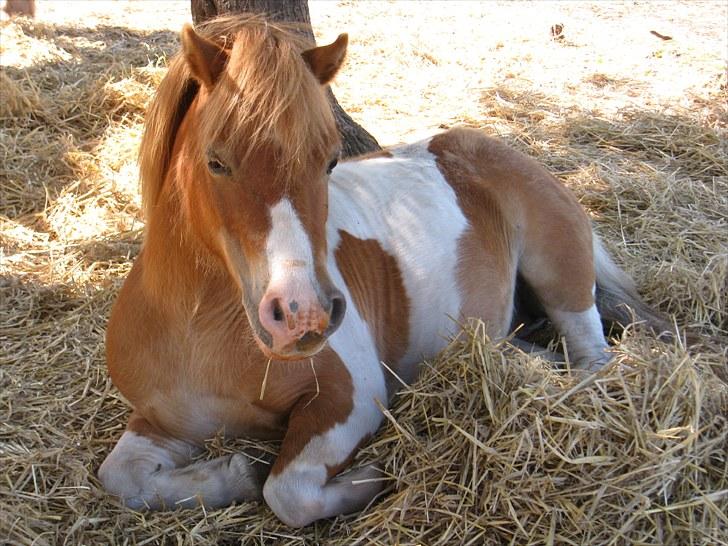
[[258, 289, 346, 357]]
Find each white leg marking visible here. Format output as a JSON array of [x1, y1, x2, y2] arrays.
[[99, 431, 263, 510], [548, 299, 610, 370]]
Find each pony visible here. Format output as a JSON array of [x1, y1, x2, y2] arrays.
[[98, 15, 670, 527]]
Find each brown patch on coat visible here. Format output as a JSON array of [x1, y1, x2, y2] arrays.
[[270, 348, 354, 476], [455, 226, 516, 337], [429, 128, 595, 316], [109, 241, 354, 447], [426, 142, 518, 335], [335, 231, 411, 392], [109, 211, 348, 444]]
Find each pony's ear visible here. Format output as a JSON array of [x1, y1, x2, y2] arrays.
[[180, 24, 228, 89], [302, 33, 348, 85]]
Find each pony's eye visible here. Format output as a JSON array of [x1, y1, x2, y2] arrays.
[[326, 158, 338, 175], [207, 158, 230, 176]]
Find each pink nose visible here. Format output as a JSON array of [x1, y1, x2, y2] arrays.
[[258, 290, 345, 356]]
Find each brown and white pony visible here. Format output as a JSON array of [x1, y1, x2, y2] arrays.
[[99, 15, 669, 527]]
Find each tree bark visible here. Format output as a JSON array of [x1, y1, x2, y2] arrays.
[[190, 0, 381, 157], [4, 0, 36, 17]]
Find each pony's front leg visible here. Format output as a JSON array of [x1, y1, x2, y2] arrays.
[[263, 395, 385, 527], [99, 413, 264, 510]]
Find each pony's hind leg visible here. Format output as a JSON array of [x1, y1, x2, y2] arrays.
[[518, 221, 610, 371], [98, 413, 265, 510]]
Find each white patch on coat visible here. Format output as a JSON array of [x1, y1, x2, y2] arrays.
[[328, 139, 469, 363], [265, 198, 317, 294]]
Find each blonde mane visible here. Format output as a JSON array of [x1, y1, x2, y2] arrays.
[[139, 15, 339, 220]]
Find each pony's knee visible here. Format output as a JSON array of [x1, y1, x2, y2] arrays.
[[263, 470, 325, 527], [98, 430, 184, 509], [98, 451, 156, 509], [263, 464, 385, 527], [98, 454, 130, 499]]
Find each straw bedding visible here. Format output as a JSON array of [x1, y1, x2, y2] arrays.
[[1, 2, 726, 544]]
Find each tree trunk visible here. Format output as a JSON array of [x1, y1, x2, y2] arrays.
[[190, 0, 381, 157], [4, 0, 36, 17]]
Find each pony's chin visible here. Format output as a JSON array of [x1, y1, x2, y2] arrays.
[[253, 336, 327, 362]]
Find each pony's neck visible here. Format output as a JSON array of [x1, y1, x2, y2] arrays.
[[140, 186, 210, 306]]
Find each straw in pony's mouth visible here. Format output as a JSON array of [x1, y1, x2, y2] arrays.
[[259, 358, 272, 400], [258, 357, 320, 406], [302, 358, 320, 409]]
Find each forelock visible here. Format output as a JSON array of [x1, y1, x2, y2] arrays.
[[198, 22, 339, 174]]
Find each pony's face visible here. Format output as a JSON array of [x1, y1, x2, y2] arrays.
[[180, 25, 348, 360]]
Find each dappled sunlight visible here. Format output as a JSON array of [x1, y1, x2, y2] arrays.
[[314, 1, 727, 143], [28, 0, 190, 31]]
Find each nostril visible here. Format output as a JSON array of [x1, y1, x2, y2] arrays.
[[329, 294, 346, 330], [272, 298, 284, 322]]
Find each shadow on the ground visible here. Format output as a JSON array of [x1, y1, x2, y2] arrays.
[[1, 21, 178, 228]]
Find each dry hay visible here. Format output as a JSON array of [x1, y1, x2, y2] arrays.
[[1, 1, 727, 545]]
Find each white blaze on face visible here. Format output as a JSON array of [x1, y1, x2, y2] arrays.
[[265, 198, 318, 298]]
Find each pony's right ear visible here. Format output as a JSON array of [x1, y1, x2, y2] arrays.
[[180, 24, 228, 89]]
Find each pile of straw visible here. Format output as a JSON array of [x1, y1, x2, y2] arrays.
[[1, 2, 726, 544]]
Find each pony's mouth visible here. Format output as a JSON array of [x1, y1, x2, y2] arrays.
[[252, 331, 328, 361]]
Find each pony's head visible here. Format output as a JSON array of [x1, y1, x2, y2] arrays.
[[144, 17, 348, 360]]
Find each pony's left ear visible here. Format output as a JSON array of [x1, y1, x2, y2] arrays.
[[302, 33, 348, 85], [180, 24, 229, 89]]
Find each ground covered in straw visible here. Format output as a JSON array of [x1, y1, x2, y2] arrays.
[[1, 1, 726, 544]]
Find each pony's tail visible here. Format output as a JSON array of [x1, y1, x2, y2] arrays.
[[593, 235, 675, 340]]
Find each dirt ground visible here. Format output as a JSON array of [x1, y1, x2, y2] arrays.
[[1, 1, 726, 545]]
